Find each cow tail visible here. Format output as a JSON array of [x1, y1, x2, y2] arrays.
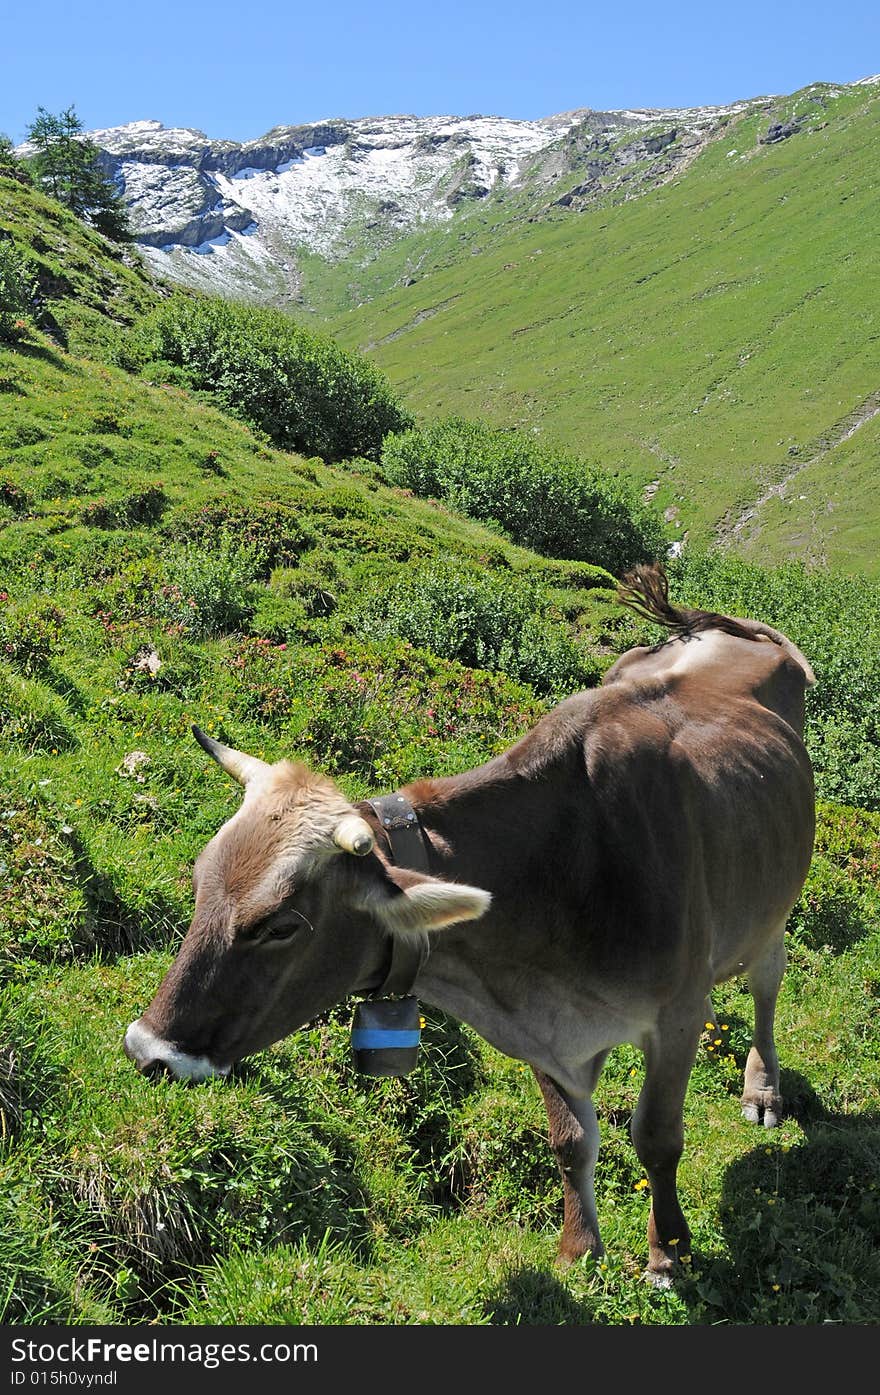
[[617, 563, 781, 646]]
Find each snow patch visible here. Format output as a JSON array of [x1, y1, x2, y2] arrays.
[[190, 230, 232, 254]]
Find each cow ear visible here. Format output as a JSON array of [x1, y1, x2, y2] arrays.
[[364, 865, 491, 933]]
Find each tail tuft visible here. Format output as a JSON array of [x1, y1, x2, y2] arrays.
[[618, 563, 773, 643]]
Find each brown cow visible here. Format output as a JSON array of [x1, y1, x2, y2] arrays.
[[123, 564, 816, 1284]]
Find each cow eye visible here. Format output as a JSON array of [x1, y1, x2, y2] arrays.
[[264, 923, 298, 943], [260, 909, 313, 943]]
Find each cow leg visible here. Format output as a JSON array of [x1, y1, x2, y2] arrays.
[[742, 929, 786, 1129], [533, 1056, 608, 1268], [631, 1008, 704, 1286]]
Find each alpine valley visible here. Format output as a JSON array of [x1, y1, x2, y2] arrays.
[[87, 75, 880, 574]]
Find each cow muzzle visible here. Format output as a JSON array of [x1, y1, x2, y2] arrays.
[[123, 1018, 231, 1083]]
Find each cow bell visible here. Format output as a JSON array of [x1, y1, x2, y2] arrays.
[[350, 996, 421, 1077]]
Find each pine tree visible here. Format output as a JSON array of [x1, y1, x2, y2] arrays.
[[25, 105, 132, 242]]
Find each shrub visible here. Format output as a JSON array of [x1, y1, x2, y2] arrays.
[[162, 498, 314, 576], [248, 591, 308, 644], [80, 484, 167, 530], [788, 799, 880, 951], [229, 635, 545, 784], [131, 295, 413, 461], [353, 564, 593, 699], [159, 537, 260, 639], [270, 550, 342, 617], [668, 551, 880, 811], [0, 597, 65, 674], [380, 415, 665, 573], [0, 241, 38, 340], [0, 481, 31, 515], [0, 664, 77, 753]]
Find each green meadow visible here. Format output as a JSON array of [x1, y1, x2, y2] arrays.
[[323, 82, 880, 576], [1, 106, 878, 1327]]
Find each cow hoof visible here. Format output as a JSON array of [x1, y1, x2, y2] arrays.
[[742, 1100, 781, 1128]]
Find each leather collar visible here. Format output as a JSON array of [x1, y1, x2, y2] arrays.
[[358, 792, 431, 998], [364, 793, 431, 873]]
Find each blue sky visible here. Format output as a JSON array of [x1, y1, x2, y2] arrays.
[[3, 1, 878, 144]]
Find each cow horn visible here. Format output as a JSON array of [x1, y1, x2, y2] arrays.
[[333, 815, 375, 856], [192, 726, 271, 788]]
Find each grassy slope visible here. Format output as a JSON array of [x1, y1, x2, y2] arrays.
[[323, 83, 880, 574], [0, 171, 878, 1328], [0, 173, 160, 347]]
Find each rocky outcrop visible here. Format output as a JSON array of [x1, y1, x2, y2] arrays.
[[760, 119, 803, 144], [72, 91, 802, 302]]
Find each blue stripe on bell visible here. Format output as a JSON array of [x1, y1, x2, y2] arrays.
[[351, 996, 421, 1076]]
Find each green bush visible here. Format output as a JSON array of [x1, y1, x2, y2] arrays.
[[0, 664, 77, 753], [270, 550, 343, 617], [228, 635, 545, 785], [788, 799, 880, 951], [159, 537, 259, 639], [0, 241, 38, 340], [130, 294, 413, 462], [79, 483, 167, 530], [249, 591, 308, 644], [162, 498, 314, 576], [353, 564, 594, 699], [380, 415, 665, 573], [0, 598, 65, 674], [668, 551, 880, 811]]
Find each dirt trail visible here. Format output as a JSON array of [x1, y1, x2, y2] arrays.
[[363, 296, 462, 349], [716, 388, 880, 547]]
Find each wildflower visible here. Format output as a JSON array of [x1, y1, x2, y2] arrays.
[[772, 1283, 780, 1291], [634, 1178, 649, 1191], [704, 1021, 714, 1030]]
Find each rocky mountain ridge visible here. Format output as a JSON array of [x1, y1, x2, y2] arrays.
[[81, 95, 770, 306]]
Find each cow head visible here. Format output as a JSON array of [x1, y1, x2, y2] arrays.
[[123, 727, 490, 1081]]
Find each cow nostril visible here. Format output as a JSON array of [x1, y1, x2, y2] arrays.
[[140, 1058, 172, 1080]]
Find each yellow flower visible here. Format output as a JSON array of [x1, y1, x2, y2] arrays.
[[721, 1024, 729, 1031], [705, 1021, 714, 1030], [772, 1283, 780, 1291], [634, 1178, 649, 1191]]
